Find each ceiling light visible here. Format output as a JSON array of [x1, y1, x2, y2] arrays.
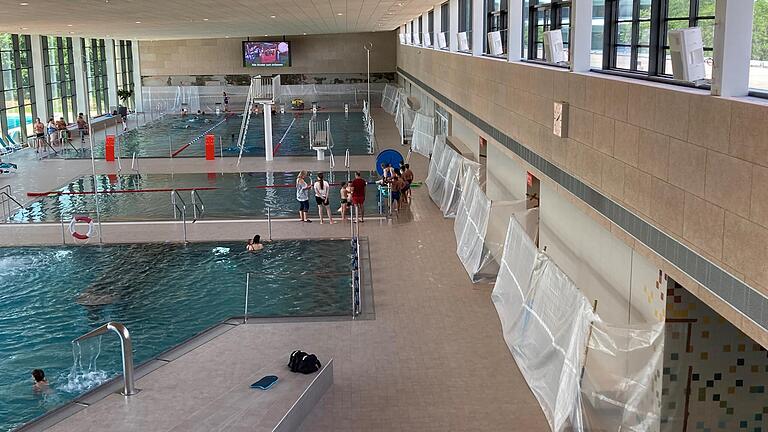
[[303, 33, 307, 35], [20, 27, 28, 30], [203, 18, 209, 21], [270, 15, 276, 18], [68, 31, 74, 34], [67, 24, 73, 27], [337, 12, 343, 16], [19, 2, 28, 5], [135, 21, 141, 24], [264, 34, 268, 36]]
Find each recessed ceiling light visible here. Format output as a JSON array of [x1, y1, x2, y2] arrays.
[[135, 21, 141, 24], [67, 24, 73, 27], [20, 27, 28, 30], [337, 12, 343, 16], [68, 31, 74, 34], [264, 34, 268, 36], [225, 35, 230, 38], [203, 18, 209, 21], [303, 32, 307, 35], [19, 2, 28, 5], [270, 15, 276, 18]]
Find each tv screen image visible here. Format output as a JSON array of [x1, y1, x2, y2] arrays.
[[243, 41, 291, 67]]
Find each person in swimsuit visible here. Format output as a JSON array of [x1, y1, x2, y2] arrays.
[[296, 170, 312, 223], [338, 181, 351, 222], [247, 235, 263, 252], [32, 369, 49, 392], [391, 173, 405, 212], [313, 172, 335, 224]]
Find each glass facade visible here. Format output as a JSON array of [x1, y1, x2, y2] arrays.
[[43, 36, 77, 124], [485, 0, 509, 55], [82, 38, 110, 117], [0, 33, 36, 142], [114, 40, 134, 108]]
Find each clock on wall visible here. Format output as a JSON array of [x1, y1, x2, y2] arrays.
[[553, 101, 569, 138]]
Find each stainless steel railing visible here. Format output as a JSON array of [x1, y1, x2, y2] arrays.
[[0, 185, 23, 223], [170, 190, 188, 243], [73, 322, 138, 396], [351, 205, 361, 317], [190, 189, 205, 222]]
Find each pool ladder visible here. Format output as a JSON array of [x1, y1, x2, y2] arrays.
[[0, 185, 23, 223], [170, 190, 188, 243], [73, 322, 138, 396]]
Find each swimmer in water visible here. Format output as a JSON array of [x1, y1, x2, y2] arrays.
[[32, 369, 49, 392], [247, 235, 263, 252]]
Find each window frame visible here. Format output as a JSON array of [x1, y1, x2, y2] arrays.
[[458, 0, 473, 52], [485, 0, 509, 57], [43, 36, 77, 124], [82, 38, 110, 116], [0, 33, 36, 143], [526, 0, 572, 65], [440, 2, 451, 49]]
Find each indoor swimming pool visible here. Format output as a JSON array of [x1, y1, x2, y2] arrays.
[[0, 239, 354, 431], [10, 171, 382, 223], [65, 111, 373, 159]]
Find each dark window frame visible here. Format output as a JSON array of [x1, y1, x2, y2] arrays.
[[526, 0, 572, 64], [458, 0, 473, 51], [42, 36, 77, 124], [0, 33, 36, 143], [441, 2, 451, 49], [485, 0, 509, 56]]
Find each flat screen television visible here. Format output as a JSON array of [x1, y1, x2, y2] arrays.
[[243, 41, 291, 67]]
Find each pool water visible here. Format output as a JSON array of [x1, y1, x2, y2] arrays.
[[0, 240, 354, 431], [11, 171, 384, 223], [66, 111, 372, 159]]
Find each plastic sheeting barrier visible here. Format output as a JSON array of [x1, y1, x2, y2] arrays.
[[425, 135, 480, 218], [411, 112, 435, 157], [491, 218, 664, 432], [454, 175, 539, 282], [381, 84, 400, 114], [394, 88, 416, 140]]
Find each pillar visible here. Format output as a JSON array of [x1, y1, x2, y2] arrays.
[[711, 0, 754, 97], [450, 0, 459, 52], [570, 0, 593, 71], [263, 102, 273, 161], [105, 38, 118, 110], [30, 35, 48, 124], [131, 40, 144, 112], [72, 37, 88, 117], [471, 0, 484, 56]]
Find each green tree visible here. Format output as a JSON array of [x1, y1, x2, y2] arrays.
[[753, 0, 768, 61]]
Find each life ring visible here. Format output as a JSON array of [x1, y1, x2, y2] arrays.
[[69, 215, 93, 241]]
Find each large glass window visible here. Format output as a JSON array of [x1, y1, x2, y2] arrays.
[[82, 38, 110, 116], [749, 0, 768, 91], [0, 33, 36, 142], [591, 1, 606, 68], [459, 0, 473, 51], [114, 40, 134, 108], [601, 0, 714, 80], [43, 36, 77, 124], [485, 0, 509, 55], [441, 2, 450, 49], [527, 1, 572, 63]]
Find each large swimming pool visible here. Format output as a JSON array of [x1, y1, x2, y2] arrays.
[[65, 111, 372, 159], [0, 240, 354, 431], [10, 171, 384, 223]]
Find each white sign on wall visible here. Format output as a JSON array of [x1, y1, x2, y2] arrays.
[[438, 32, 448, 49], [457, 32, 469, 52], [487, 31, 503, 56], [423, 32, 432, 47]]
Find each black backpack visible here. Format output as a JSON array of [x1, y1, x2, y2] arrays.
[[288, 350, 321, 374]]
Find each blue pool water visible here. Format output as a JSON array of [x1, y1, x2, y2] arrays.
[[68, 111, 372, 159], [0, 240, 353, 431], [10, 171, 384, 223], [5, 114, 33, 131]]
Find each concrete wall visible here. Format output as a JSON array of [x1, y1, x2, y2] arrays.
[[397, 44, 768, 347], [138, 32, 397, 77]]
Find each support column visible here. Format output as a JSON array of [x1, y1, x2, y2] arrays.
[[570, 0, 593, 71], [508, 0, 524, 61], [105, 38, 118, 110], [712, 0, 754, 97], [471, 0, 484, 56], [131, 40, 144, 112], [450, 0, 459, 52], [30, 35, 48, 123], [434, 4, 442, 49], [72, 37, 88, 116], [263, 102, 273, 161]]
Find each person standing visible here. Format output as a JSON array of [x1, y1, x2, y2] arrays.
[[350, 171, 367, 222], [223, 91, 229, 112], [402, 164, 414, 202], [32, 118, 45, 152], [313, 172, 335, 224], [296, 170, 312, 223], [339, 181, 351, 222]]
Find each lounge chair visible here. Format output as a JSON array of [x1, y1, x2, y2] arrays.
[[0, 137, 12, 155], [5, 133, 22, 150]]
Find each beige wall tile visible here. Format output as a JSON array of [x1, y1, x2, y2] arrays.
[[624, 166, 652, 215], [553, 70, 569, 103], [566, 139, 579, 172], [751, 164, 768, 229], [683, 192, 725, 259], [668, 138, 707, 198], [704, 151, 753, 218], [638, 129, 670, 180], [649, 178, 685, 235], [569, 107, 594, 146], [601, 156, 626, 199], [568, 74, 587, 109], [654, 89, 690, 141], [577, 145, 603, 187], [592, 115, 615, 156], [530, 68, 554, 99], [584, 77, 606, 115], [614, 121, 640, 167], [603, 79, 629, 122], [729, 100, 768, 168], [722, 212, 768, 289], [626, 84, 656, 129], [687, 95, 731, 154]]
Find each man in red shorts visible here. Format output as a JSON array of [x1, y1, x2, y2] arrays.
[[350, 171, 367, 222]]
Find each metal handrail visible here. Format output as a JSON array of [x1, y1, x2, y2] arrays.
[[73, 322, 138, 396], [0, 185, 23, 223], [190, 189, 205, 222], [130, 151, 140, 176], [351, 205, 362, 317], [170, 190, 188, 243]]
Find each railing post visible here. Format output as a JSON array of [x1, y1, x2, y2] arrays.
[[267, 207, 272, 241], [244, 272, 250, 324], [73, 322, 138, 396]]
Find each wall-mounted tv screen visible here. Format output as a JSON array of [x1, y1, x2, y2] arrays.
[[243, 41, 291, 67]]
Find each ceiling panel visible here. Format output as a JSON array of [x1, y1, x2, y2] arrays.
[[0, 0, 435, 40]]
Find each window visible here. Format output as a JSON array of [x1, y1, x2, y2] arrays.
[[114, 40, 134, 108], [43, 36, 77, 124], [82, 38, 110, 116], [459, 0, 473, 51], [601, 0, 714, 81], [485, 0, 509, 55], [591, 1, 606, 68], [527, 1, 572, 63], [428, 9, 435, 47], [750, 0, 768, 91], [441, 2, 450, 49], [0, 33, 36, 142]]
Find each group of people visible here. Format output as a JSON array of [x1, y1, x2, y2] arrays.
[[31, 113, 90, 152], [296, 171, 370, 224], [379, 163, 414, 212]]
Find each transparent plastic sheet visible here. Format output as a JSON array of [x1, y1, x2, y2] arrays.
[[394, 91, 417, 139], [439, 153, 480, 218], [425, 135, 447, 195], [454, 174, 492, 281], [277, 83, 385, 108], [143, 86, 202, 114], [427, 142, 456, 207], [409, 85, 435, 117], [491, 218, 664, 432], [411, 112, 436, 157], [381, 84, 400, 114]]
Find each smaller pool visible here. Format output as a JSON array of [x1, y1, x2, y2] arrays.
[[0, 239, 355, 431], [11, 171, 385, 223], [64, 111, 372, 159]]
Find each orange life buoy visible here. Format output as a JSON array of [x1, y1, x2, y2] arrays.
[[69, 215, 93, 240]]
